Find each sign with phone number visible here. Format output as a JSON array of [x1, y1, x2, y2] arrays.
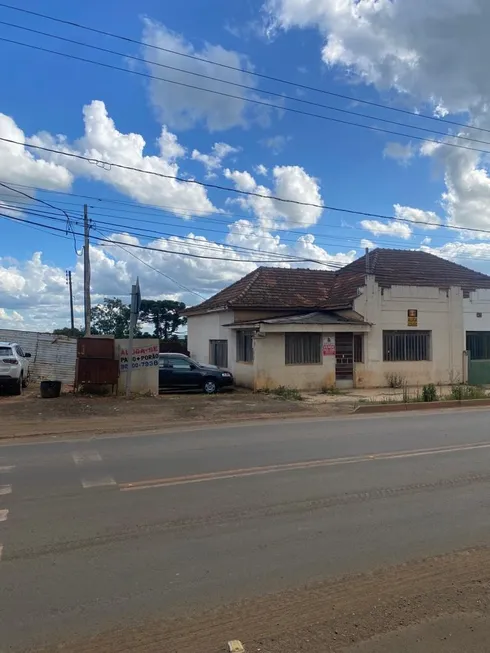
[[120, 344, 159, 371]]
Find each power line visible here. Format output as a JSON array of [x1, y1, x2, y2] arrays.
[[1, 20, 489, 148], [1, 202, 325, 263], [4, 136, 490, 237], [2, 195, 454, 257], [0, 194, 417, 256], [1, 212, 346, 266], [5, 207, 490, 272], [2, 36, 490, 157], [0, 2, 486, 137], [0, 180, 82, 254], [92, 228, 206, 300], [0, 182, 459, 250]]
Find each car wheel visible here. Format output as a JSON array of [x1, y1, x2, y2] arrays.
[[13, 376, 22, 396], [22, 372, 29, 388], [203, 378, 217, 394]]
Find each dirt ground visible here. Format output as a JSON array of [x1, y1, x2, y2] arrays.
[[37, 546, 490, 653], [0, 388, 356, 439]]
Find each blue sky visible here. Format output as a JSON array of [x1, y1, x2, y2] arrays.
[[1, 0, 490, 330]]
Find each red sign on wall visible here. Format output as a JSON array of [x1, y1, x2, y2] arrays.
[[322, 336, 336, 356]]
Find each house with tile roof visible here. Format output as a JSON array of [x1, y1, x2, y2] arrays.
[[185, 249, 490, 390]]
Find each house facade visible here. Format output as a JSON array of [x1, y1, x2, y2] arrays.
[[186, 249, 490, 390]]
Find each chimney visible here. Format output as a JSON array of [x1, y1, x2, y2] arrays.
[[365, 247, 370, 274]]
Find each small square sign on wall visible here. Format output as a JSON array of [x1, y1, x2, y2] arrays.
[[407, 309, 418, 327], [322, 335, 336, 356]]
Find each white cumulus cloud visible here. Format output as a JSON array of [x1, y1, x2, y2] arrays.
[[383, 142, 415, 166], [360, 219, 412, 240], [191, 142, 240, 176], [265, 0, 490, 244], [394, 204, 441, 231], [224, 164, 323, 229], [31, 100, 216, 218], [141, 19, 268, 131]]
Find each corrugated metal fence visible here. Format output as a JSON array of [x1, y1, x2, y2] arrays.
[[0, 328, 77, 384]]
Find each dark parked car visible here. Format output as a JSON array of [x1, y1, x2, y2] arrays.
[[158, 353, 234, 394]]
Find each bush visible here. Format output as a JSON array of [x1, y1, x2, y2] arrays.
[[385, 373, 405, 389], [321, 385, 341, 395], [450, 385, 487, 400], [422, 383, 437, 402], [260, 386, 303, 401]]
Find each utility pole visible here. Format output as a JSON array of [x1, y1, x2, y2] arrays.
[[66, 270, 75, 336], [83, 204, 91, 336], [126, 277, 141, 398]]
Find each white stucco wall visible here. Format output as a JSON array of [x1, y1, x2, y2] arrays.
[[354, 277, 464, 387], [254, 332, 337, 390], [116, 338, 159, 395], [187, 310, 234, 366], [464, 290, 490, 333]]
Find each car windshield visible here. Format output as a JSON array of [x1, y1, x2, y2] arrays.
[[0, 346, 12, 356]]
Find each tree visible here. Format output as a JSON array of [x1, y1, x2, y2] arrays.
[[53, 327, 83, 338], [91, 297, 141, 338], [139, 299, 187, 340]]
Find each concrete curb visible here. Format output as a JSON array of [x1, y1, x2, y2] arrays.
[[355, 398, 490, 414]]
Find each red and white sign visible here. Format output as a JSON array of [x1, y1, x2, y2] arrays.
[[322, 336, 336, 356]]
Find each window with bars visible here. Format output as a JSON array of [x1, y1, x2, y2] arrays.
[[236, 330, 254, 363], [383, 331, 431, 362], [209, 340, 228, 368], [466, 332, 490, 360], [285, 333, 321, 365], [353, 334, 364, 363]]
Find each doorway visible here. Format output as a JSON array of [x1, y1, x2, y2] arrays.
[[335, 332, 354, 388]]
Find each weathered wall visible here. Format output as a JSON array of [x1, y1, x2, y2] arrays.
[[115, 338, 159, 395], [254, 332, 336, 390], [464, 289, 490, 333], [0, 328, 76, 384], [354, 278, 464, 387], [187, 311, 233, 366]]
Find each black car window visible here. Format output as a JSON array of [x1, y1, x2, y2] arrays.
[[168, 357, 192, 370], [16, 346, 24, 357]]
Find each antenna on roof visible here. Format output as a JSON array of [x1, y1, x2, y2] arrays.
[[365, 247, 370, 274]]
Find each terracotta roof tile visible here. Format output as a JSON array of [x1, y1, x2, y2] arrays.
[[346, 248, 490, 290], [185, 267, 336, 314], [186, 249, 490, 315]]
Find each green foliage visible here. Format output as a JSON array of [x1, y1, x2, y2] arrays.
[[450, 384, 487, 400], [259, 386, 303, 401], [91, 297, 139, 339], [422, 383, 437, 402], [90, 297, 187, 340], [321, 385, 342, 395], [139, 299, 187, 340], [53, 327, 83, 338]]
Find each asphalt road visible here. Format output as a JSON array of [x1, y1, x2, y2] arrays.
[[1, 408, 490, 651]]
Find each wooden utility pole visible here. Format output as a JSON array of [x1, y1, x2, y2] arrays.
[[83, 204, 91, 336], [66, 270, 75, 336]]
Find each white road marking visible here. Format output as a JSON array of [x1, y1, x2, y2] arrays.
[[0, 544, 3, 561], [0, 509, 9, 522], [0, 465, 15, 473], [81, 476, 116, 489], [72, 450, 102, 466], [0, 485, 12, 496]]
